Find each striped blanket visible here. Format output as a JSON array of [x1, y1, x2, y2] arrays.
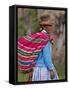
[[17, 32, 50, 73]]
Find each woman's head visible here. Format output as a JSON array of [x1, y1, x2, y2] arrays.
[[39, 14, 55, 34]]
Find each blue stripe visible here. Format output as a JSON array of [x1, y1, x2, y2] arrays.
[[18, 60, 32, 65]]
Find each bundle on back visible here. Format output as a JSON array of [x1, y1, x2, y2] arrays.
[[17, 32, 50, 73]]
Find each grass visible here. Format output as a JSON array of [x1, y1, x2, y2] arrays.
[[17, 63, 65, 82], [18, 71, 29, 82], [54, 63, 65, 79]]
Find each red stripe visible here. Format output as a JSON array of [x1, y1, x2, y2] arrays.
[[18, 54, 36, 60], [29, 32, 49, 39], [18, 36, 46, 47], [18, 40, 47, 51], [18, 63, 35, 70], [18, 44, 34, 52], [18, 33, 49, 46], [18, 57, 33, 62]]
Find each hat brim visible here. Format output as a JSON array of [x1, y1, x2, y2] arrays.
[[40, 21, 53, 26]]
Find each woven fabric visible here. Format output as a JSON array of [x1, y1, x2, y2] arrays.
[[17, 32, 50, 72]]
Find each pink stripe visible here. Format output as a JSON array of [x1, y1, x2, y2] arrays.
[[18, 36, 46, 47], [18, 43, 35, 52], [18, 58, 33, 62], [18, 41, 35, 49], [18, 40, 47, 51], [29, 32, 49, 39], [18, 63, 35, 70]]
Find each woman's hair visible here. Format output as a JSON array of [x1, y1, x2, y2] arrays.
[[39, 14, 51, 31]]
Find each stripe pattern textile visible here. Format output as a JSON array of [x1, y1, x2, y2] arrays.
[[17, 32, 50, 72]]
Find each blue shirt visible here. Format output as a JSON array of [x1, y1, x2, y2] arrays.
[[35, 38, 54, 70]]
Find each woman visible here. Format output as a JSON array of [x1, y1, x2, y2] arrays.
[[32, 14, 59, 81]]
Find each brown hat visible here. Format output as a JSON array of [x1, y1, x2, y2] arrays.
[[40, 14, 54, 26]]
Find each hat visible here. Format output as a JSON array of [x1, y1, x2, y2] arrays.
[[39, 14, 54, 26]]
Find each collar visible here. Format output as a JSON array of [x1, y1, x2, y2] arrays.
[[41, 29, 48, 34]]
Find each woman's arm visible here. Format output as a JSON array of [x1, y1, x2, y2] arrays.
[[43, 41, 54, 70], [42, 41, 55, 79]]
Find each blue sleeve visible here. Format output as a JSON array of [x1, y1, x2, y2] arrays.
[[42, 42, 54, 70]]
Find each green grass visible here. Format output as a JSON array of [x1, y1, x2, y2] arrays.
[[18, 71, 29, 82], [54, 63, 65, 79], [17, 63, 65, 82]]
